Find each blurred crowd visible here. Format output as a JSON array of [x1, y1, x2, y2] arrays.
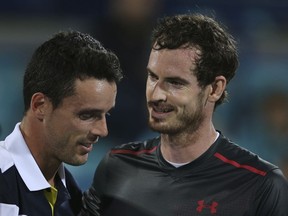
[[1, 0, 288, 189]]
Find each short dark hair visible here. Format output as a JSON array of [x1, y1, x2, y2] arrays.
[[23, 30, 123, 112], [151, 13, 239, 107]]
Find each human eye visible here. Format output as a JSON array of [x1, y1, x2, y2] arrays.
[[78, 113, 95, 120], [78, 110, 102, 121], [105, 112, 111, 118], [167, 78, 185, 88], [169, 80, 182, 86], [105, 106, 115, 118], [147, 71, 158, 81]]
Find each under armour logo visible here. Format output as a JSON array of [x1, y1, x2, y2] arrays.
[[196, 200, 218, 214]]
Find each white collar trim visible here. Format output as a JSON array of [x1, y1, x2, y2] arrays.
[[5, 123, 66, 191]]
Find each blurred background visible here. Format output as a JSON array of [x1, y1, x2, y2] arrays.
[[1, 0, 288, 190]]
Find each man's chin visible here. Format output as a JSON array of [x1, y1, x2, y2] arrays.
[[149, 122, 171, 134], [66, 156, 88, 166]]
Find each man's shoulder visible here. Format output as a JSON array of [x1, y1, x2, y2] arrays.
[[110, 136, 160, 155], [0, 144, 20, 203], [216, 134, 279, 175], [0, 142, 15, 173]]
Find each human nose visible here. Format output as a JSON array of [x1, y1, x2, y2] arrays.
[[90, 117, 109, 139], [147, 81, 167, 102]]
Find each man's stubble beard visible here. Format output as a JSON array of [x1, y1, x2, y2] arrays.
[[148, 92, 206, 135]]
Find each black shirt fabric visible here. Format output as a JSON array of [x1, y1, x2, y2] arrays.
[[0, 166, 82, 216], [81, 133, 288, 216]]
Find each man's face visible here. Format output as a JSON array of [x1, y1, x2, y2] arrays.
[[146, 47, 208, 135], [43, 78, 117, 165]]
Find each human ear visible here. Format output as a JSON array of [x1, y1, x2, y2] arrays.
[[207, 76, 227, 102], [30, 92, 48, 120]]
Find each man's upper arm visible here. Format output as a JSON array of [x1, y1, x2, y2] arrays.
[[255, 169, 288, 215], [80, 153, 110, 216]]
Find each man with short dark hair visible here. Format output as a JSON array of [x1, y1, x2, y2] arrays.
[[0, 30, 123, 216]]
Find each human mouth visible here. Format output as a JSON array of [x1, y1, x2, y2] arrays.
[[150, 103, 174, 119], [153, 105, 173, 113], [79, 135, 99, 151], [79, 142, 93, 153]]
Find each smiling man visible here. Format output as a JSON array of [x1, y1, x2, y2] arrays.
[[81, 13, 288, 216], [0, 30, 123, 216]]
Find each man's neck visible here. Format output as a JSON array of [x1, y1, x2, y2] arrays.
[[160, 124, 218, 164], [20, 118, 60, 186]]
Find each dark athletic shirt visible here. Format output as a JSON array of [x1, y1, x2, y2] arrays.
[[81, 133, 288, 216]]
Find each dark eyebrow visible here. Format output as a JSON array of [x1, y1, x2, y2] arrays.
[[77, 109, 102, 118], [78, 106, 115, 115], [147, 68, 190, 85], [166, 77, 190, 85]]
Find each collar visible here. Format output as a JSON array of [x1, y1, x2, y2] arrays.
[[4, 122, 67, 191]]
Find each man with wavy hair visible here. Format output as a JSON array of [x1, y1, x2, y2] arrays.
[[81, 13, 288, 216]]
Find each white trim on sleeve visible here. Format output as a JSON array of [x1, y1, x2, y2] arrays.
[[0, 203, 20, 216]]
